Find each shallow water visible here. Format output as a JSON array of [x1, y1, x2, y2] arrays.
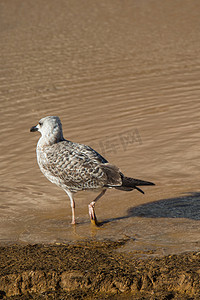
[[1, 0, 200, 256]]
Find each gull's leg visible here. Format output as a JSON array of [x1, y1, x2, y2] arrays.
[[66, 190, 76, 225], [88, 189, 106, 225]]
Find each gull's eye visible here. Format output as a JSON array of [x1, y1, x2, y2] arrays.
[[39, 122, 43, 126]]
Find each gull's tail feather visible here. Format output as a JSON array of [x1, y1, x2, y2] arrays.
[[101, 163, 155, 194], [115, 176, 155, 194], [122, 176, 155, 187]]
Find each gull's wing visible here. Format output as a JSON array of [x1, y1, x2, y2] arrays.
[[39, 141, 122, 192]]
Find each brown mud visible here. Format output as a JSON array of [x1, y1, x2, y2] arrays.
[[0, 240, 200, 299]]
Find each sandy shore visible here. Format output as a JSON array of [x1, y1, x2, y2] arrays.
[[0, 240, 200, 299]]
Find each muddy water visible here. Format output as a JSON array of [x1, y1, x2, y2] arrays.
[[1, 0, 200, 256]]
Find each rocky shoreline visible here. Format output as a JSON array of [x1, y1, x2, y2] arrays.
[[0, 240, 200, 299]]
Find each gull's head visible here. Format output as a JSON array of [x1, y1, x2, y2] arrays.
[[30, 116, 64, 145]]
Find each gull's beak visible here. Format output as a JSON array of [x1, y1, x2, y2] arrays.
[[30, 125, 38, 132]]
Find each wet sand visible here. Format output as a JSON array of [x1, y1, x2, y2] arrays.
[[1, 0, 200, 298], [0, 240, 200, 299]]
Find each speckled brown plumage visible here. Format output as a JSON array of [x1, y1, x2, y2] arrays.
[[38, 140, 122, 193]]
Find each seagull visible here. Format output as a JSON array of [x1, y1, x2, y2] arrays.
[[30, 116, 155, 225]]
